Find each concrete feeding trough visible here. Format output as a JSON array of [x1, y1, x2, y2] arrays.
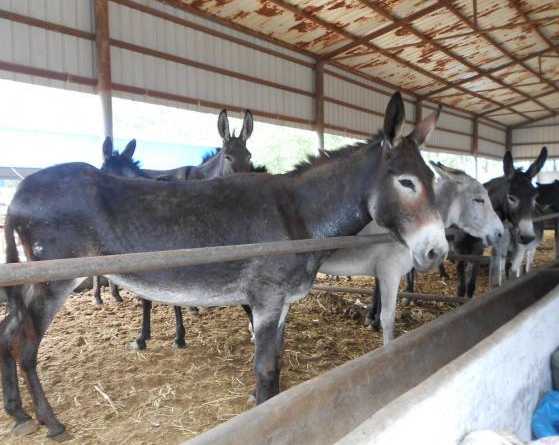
[[185, 262, 559, 445]]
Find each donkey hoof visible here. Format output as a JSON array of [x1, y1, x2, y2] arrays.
[[174, 338, 187, 349], [47, 424, 69, 441], [129, 339, 146, 350], [12, 419, 39, 436]]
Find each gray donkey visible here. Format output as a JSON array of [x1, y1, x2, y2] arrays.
[[453, 147, 547, 297], [319, 162, 503, 344], [1, 92, 448, 438], [99, 110, 255, 350]]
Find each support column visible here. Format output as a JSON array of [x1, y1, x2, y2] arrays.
[[472, 116, 479, 179], [95, 0, 113, 138], [315, 61, 325, 150]]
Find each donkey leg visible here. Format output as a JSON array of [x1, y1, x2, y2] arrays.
[[379, 275, 399, 345], [439, 263, 450, 280], [173, 306, 186, 349], [19, 334, 64, 437], [20, 282, 74, 437], [367, 283, 381, 330], [456, 261, 467, 297], [526, 248, 535, 274], [110, 282, 123, 303], [466, 263, 479, 298], [93, 276, 103, 305], [242, 305, 254, 342], [0, 305, 33, 429], [405, 269, 415, 293], [133, 299, 152, 350], [252, 307, 282, 404]]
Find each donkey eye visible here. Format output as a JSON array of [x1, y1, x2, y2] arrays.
[[398, 179, 415, 191], [507, 194, 518, 205], [473, 198, 484, 204]]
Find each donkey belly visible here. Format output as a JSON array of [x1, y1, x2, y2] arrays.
[[107, 263, 247, 306]]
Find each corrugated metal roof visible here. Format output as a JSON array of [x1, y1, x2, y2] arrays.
[[170, 0, 559, 127]]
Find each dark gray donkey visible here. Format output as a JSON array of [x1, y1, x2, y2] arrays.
[[99, 110, 255, 350], [1, 92, 447, 438], [453, 146, 547, 296]]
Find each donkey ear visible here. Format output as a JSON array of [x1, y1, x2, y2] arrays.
[[122, 139, 136, 160], [429, 160, 449, 178], [383, 92, 405, 144], [102, 136, 113, 161], [526, 146, 548, 178], [430, 160, 464, 182], [241, 110, 254, 141], [218, 109, 230, 141], [408, 105, 441, 146], [503, 150, 514, 178]]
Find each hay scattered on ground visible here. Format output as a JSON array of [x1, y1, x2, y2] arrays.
[[0, 232, 555, 444]]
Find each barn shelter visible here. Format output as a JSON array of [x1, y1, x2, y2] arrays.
[[1, 1, 559, 444]]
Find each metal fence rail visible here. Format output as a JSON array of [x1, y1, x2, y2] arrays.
[[534, 212, 559, 223], [0, 233, 395, 287]]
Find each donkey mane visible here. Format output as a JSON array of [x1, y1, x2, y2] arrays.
[[289, 131, 385, 175], [201, 148, 221, 163]]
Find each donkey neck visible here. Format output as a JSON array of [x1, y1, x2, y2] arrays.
[[293, 148, 380, 238], [434, 179, 460, 228], [195, 152, 228, 178]]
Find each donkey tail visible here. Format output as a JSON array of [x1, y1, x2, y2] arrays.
[[4, 215, 20, 265]]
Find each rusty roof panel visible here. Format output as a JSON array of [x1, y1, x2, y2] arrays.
[[181, 0, 352, 53], [511, 100, 545, 113], [282, 0, 392, 38], [524, 54, 559, 81], [371, 28, 476, 82], [167, 0, 559, 127], [437, 94, 495, 114], [537, 91, 559, 108], [515, 83, 554, 96]]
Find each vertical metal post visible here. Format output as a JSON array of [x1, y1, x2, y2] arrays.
[[315, 61, 325, 150], [95, 0, 113, 138]]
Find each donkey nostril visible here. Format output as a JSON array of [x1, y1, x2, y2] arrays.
[[428, 249, 437, 260]]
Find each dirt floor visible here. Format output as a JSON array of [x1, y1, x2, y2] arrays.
[[0, 232, 556, 444]]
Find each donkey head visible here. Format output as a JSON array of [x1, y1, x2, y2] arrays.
[[101, 137, 145, 178], [536, 179, 559, 212], [370, 93, 448, 271], [430, 161, 503, 246], [492, 147, 547, 245], [217, 110, 254, 175]]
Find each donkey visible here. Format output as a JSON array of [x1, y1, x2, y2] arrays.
[[1, 92, 448, 438], [537, 180, 559, 212], [319, 162, 503, 344], [453, 147, 547, 297], [100, 110, 256, 350]]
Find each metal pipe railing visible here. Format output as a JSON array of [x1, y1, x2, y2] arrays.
[[0, 233, 395, 287], [312, 284, 469, 304], [534, 212, 559, 223]]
